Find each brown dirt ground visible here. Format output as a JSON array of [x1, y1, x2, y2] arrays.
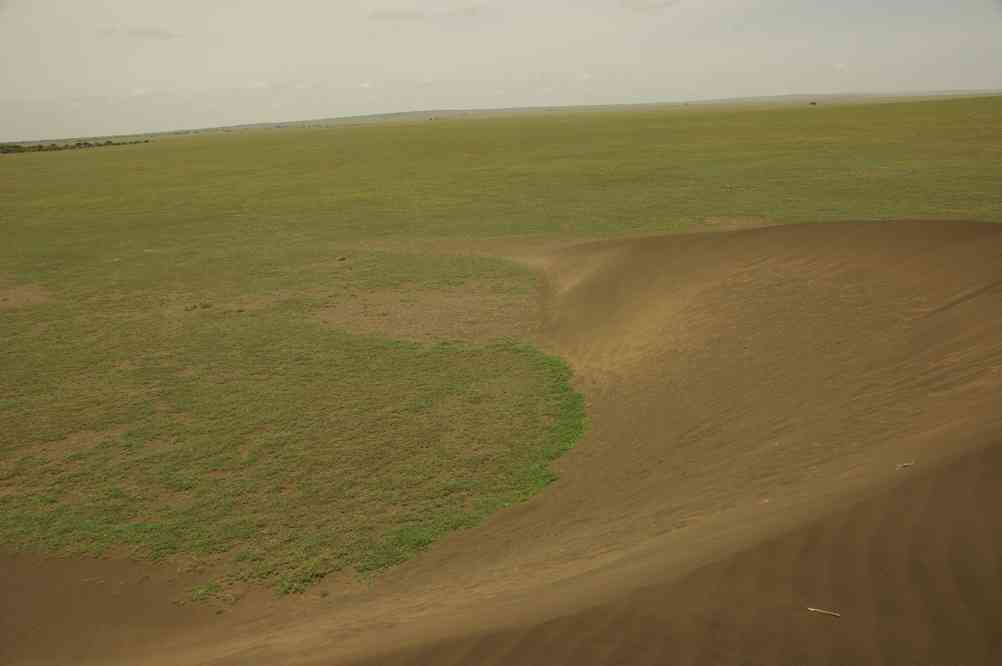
[[315, 284, 540, 343], [0, 555, 222, 665], [0, 283, 50, 311], [3, 220, 1002, 665], [32, 427, 127, 462]]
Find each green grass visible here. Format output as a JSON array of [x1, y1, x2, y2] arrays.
[[4, 96, 1001, 258], [2, 299, 583, 592], [1, 95, 1000, 594]]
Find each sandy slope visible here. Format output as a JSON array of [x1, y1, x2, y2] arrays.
[[355, 442, 1002, 666], [336, 220, 1002, 666], [4, 220, 1002, 665]]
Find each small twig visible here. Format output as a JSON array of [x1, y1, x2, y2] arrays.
[[896, 461, 915, 471], [807, 607, 841, 618]]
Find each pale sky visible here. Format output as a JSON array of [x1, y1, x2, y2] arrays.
[[1, 0, 1001, 141]]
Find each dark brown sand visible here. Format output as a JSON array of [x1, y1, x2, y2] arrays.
[[3, 220, 1001, 665]]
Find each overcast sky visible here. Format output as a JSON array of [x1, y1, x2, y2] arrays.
[[1, 0, 1001, 141]]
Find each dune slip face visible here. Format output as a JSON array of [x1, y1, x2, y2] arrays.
[[4, 220, 1002, 666]]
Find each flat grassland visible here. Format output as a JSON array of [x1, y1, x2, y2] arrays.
[[2, 95, 1002, 665]]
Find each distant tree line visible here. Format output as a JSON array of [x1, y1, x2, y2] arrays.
[[0, 139, 151, 155]]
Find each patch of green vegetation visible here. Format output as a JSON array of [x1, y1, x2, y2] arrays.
[[0, 95, 998, 594], [188, 582, 222, 603], [1, 290, 583, 592]]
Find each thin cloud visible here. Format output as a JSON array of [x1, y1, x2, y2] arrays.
[[99, 26, 180, 41], [369, 4, 493, 22], [369, 8, 428, 21], [619, 0, 681, 13], [449, 5, 490, 18]]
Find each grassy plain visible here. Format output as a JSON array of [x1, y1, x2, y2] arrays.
[[1, 95, 1000, 596]]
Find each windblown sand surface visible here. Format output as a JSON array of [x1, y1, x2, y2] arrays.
[[3, 220, 1002, 665]]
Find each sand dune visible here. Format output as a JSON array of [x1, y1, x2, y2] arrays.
[[4, 220, 1002, 665], [357, 442, 1002, 666], [342, 220, 1002, 665]]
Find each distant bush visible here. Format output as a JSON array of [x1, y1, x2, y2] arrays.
[[0, 139, 150, 155]]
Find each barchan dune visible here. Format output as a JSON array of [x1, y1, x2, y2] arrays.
[[338, 220, 1002, 666]]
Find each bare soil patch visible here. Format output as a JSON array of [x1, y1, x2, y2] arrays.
[[0, 553, 221, 666], [316, 284, 540, 343], [28, 427, 127, 463], [0, 283, 50, 311]]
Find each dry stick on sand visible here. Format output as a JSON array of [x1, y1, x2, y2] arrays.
[[807, 607, 842, 618]]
